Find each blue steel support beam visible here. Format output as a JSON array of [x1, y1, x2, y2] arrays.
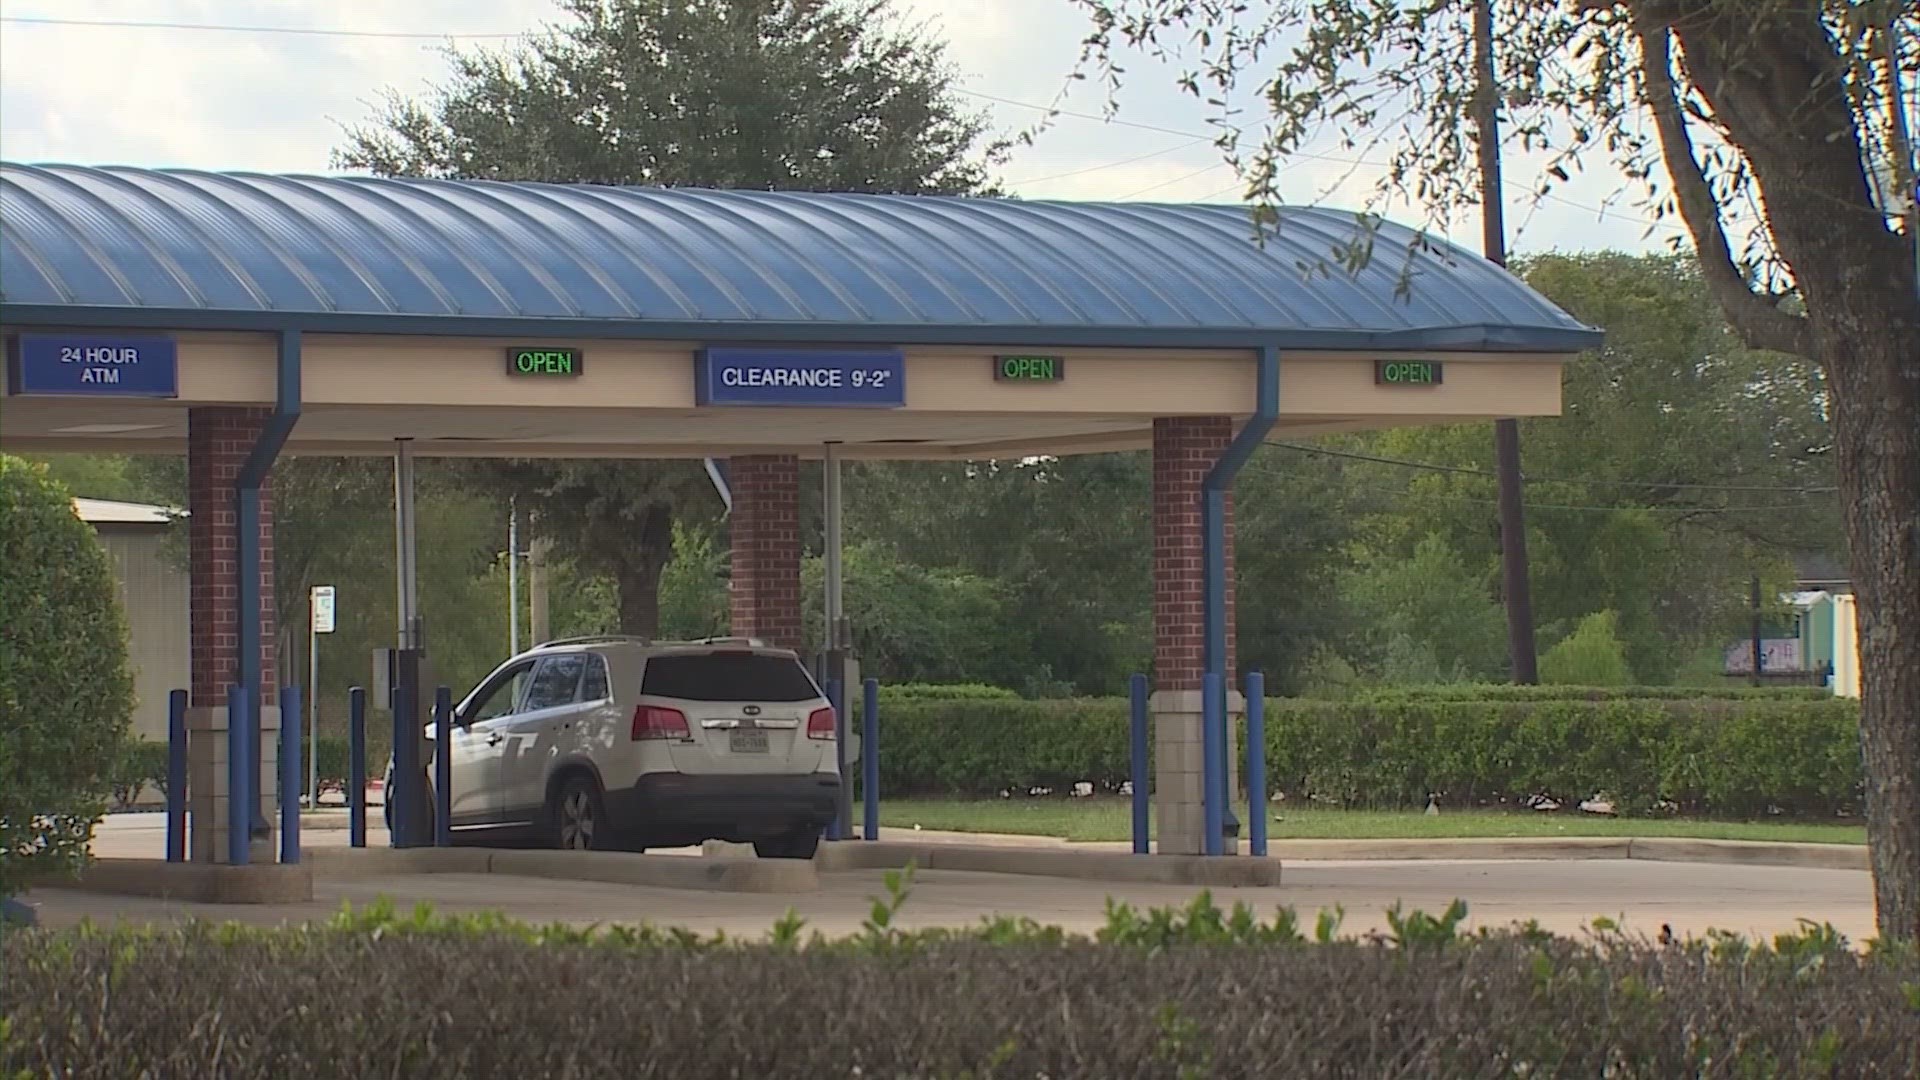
[[348, 687, 368, 848], [235, 330, 301, 842], [1129, 673, 1150, 855], [279, 685, 302, 864], [165, 689, 187, 863], [1198, 345, 1279, 855]]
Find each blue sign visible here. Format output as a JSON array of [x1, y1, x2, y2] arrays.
[[696, 347, 905, 408], [7, 333, 179, 398]]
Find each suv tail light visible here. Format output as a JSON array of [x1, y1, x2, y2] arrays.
[[806, 706, 836, 741], [632, 705, 690, 741]]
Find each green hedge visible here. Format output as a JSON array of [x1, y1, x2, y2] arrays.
[[876, 681, 1021, 701], [866, 696, 1864, 815], [1340, 684, 1831, 703], [108, 741, 171, 810], [5, 893, 1914, 1077]]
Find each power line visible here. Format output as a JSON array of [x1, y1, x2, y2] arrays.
[[5, 12, 1690, 235], [957, 88, 1687, 233], [1015, 137, 1213, 185], [1267, 442, 1837, 495], [0, 15, 525, 39], [1115, 162, 1229, 200], [1245, 464, 1824, 515]]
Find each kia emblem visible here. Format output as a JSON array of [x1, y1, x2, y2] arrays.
[[743, 705, 761, 716]]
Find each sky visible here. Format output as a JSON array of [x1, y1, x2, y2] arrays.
[[0, 0, 1686, 257]]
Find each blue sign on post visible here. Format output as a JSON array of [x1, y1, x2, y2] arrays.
[[695, 347, 905, 408], [7, 333, 179, 398]]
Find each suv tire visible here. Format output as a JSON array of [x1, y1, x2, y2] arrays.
[[548, 776, 607, 851], [753, 825, 823, 860]]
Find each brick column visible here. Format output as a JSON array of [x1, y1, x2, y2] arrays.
[[1151, 416, 1242, 855], [729, 455, 803, 652], [186, 407, 280, 862]]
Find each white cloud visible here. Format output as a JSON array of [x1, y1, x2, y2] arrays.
[[0, 0, 1678, 254]]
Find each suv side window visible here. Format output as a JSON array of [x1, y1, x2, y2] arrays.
[[581, 654, 610, 702], [523, 653, 587, 711], [466, 660, 536, 724]]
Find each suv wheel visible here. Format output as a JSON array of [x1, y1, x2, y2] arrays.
[[549, 776, 606, 851], [753, 826, 823, 860]]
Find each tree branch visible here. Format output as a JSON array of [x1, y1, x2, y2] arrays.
[[1633, 13, 1814, 359]]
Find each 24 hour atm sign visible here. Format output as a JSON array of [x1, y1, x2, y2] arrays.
[[7, 333, 179, 398]]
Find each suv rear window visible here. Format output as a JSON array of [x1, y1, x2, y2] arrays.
[[640, 653, 818, 702]]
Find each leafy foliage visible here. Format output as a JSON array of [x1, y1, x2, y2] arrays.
[[0, 457, 135, 897], [6, 893, 1917, 1078], [1540, 610, 1636, 686]]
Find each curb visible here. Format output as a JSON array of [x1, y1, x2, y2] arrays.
[[1265, 837, 1631, 862], [817, 840, 1284, 887], [1624, 837, 1868, 872], [828, 833, 1868, 873], [305, 846, 819, 893], [1254, 836, 1866, 870], [32, 858, 314, 904]]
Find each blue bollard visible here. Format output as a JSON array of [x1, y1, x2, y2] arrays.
[[279, 685, 302, 864], [1201, 673, 1224, 857], [434, 685, 453, 848], [1245, 672, 1267, 858], [827, 678, 846, 840], [226, 685, 252, 866], [861, 678, 879, 841], [348, 687, 367, 848], [1129, 673, 1149, 855], [166, 689, 187, 863]]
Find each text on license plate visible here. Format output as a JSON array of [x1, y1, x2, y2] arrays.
[[729, 728, 770, 753]]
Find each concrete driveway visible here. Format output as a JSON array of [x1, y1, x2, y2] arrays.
[[34, 812, 1878, 944]]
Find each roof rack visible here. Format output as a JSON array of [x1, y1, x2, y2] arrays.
[[530, 634, 652, 650], [645, 636, 769, 648]]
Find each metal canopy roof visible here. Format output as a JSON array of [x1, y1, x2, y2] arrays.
[[1, 163, 1600, 352]]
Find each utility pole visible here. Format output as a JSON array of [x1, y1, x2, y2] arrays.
[[507, 497, 521, 655], [1473, 0, 1539, 684], [528, 535, 552, 645]]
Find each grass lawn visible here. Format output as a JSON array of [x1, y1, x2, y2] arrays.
[[878, 798, 1868, 845]]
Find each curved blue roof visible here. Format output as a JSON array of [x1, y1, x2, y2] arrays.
[[0, 163, 1599, 352]]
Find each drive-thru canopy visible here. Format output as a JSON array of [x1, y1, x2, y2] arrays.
[[1, 163, 1600, 858]]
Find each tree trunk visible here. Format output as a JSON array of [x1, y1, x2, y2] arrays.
[[615, 560, 667, 638], [1664, 3, 1920, 940], [611, 508, 676, 638], [1825, 329, 1920, 944]]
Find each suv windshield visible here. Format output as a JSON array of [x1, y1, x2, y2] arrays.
[[641, 653, 818, 702]]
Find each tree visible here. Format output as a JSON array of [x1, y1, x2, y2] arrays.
[[1321, 254, 1838, 682], [334, 0, 1004, 636], [1539, 609, 1636, 686], [849, 456, 1153, 694], [1072, 0, 1920, 941], [0, 456, 136, 898]]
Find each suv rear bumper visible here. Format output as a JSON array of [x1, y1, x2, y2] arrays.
[[603, 771, 841, 846]]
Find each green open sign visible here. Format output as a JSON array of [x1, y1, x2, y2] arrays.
[[1375, 359, 1443, 386], [507, 347, 583, 376]]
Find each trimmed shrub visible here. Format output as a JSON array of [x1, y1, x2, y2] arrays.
[[1344, 684, 1830, 702], [0, 456, 136, 896], [108, 740, 171, 810], [867, 695, 1863, 814], [3, 897, 1915, 1077], [1539, 610, 1635, 686], [877, 682, 1020, 701]]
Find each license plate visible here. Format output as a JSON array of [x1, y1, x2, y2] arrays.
[[729, 728, 770, 754]]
